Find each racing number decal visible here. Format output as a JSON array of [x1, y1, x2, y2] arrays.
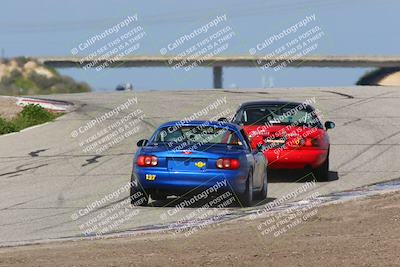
[[145, 174, 156, 181]]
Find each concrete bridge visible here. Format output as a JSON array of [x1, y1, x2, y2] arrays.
[[36, 55, 400, 88]]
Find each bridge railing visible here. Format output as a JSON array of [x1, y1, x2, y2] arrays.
[[36, 55, 400, 88]]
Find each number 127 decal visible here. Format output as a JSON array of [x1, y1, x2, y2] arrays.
[[145, 174, 156, 181]]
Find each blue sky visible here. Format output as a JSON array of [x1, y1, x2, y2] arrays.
[[0, 0, 398, 91]]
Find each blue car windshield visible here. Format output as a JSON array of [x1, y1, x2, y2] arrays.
[[151, 126, 243, 146]]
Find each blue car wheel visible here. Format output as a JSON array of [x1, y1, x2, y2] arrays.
[[255, 170, 268, 200], [130, 173, 149, 206], [238, 171, 253, 207]]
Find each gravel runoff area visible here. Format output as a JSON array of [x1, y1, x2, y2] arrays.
[[0, 96, 21, 120], [0, 191, 399, 267]]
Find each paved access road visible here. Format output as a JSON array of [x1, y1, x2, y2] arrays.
[[1, 86, 399, 246]]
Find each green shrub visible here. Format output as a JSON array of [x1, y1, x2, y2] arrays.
[[0, 104, 60, 135], [13, 104, 57, 129], [0, 117, 17, 134]]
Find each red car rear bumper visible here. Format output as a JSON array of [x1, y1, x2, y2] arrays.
[[265, 149, 328, 169]]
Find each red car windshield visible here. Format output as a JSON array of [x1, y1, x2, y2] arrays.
[[235, 105, 322, 128]]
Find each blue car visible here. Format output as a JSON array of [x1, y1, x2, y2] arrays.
[[130, 120, 268, 207]]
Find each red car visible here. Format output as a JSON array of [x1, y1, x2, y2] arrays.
[[228, 101, 335, 181]]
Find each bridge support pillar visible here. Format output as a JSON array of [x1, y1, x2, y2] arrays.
[[213, 66, 223, 89]]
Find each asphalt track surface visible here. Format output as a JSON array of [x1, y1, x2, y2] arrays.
[[1, 86, 399, 246]]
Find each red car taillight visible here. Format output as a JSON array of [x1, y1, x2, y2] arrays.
[[304, 137, 320, 147], [137, 155, 158, 167], [216, 158, 240, 170]]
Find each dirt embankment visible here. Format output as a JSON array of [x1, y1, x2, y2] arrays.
[[0, 58, 90, 95], [357, 67, 400, 86], [0, 97, 21, 120], [0, 192, 399, 267]]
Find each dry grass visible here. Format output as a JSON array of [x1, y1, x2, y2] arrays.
[[0, 96, 22, 120]]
